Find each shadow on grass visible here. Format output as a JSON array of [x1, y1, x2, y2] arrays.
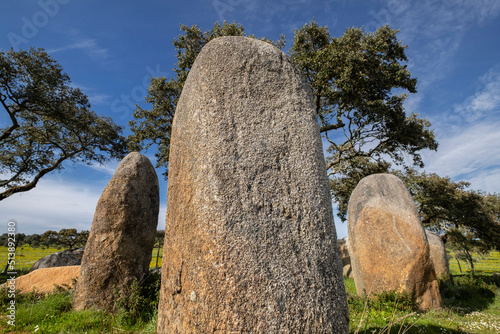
[[440, 274, 498, 312], [355, 324, 469, 334]]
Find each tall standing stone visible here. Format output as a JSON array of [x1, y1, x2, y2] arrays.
[[157, 36, 348, 333], [73, 152, 159, 311], [426, 230, 450, 280], [348, 173, 442, 310]]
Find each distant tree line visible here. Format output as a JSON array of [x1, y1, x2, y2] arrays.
[[0, 228, 89, 249]]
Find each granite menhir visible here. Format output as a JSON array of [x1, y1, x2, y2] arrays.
[[157, 36, 349, 333], [348, 173, 442, 310], [73, 152, 159, 312]]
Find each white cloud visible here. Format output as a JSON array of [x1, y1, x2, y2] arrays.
[[87, 92, 113, 106], [1, 169, 168, 235], [48, 38, 111, 61], [1, 177, 102, 235], [423, 121, 500, 193], [453, 65, 500, 123], [158, 203, 167, 231], [85, 160, 119, 176], [375, 0, 500, 106]]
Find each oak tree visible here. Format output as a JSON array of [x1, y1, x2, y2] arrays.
[[0, 48, 127, 200], [290, 21, 437, 176], [129, 21, 436, 181]]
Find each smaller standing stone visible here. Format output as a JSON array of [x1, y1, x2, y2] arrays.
[[348, 173, 442, 310], [338, 237, 352, 278], [73, 152, 159, 312], [426, 230, 450, 280]]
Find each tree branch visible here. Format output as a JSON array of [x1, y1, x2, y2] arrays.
[[320, 120, 345, 133], [0, 98, 20, 142], [0, 151, 80, 201]]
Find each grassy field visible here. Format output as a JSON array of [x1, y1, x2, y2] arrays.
[[0, 245, 163, 272], [0, 247, 499, 333], [447, 250, 500, 276]]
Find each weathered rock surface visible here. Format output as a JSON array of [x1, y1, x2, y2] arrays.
[[426, 230, 450, 280], [30, 247, 84, 272], [73, 152, 159, 312], [348, 173, 442, 310], [157, 36, 348, 333], [338, 237, 352, 278], [11, 266, 80, 294]]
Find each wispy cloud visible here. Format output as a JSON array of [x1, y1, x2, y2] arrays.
[[423, 63, 500, 194], [85, 160, 119, 176], [424, 122, 500, 182], [48, 38, 111, 61], [1, 165, 167, 235], [421, 62, 500, 193], [452, 64, 500, 123], [1, 178, 101, 234], [87, 92, 113, 106], [379, 0, 500, 110]]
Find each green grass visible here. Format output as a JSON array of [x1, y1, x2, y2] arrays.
[[0, 273, 160, 333], [346, 249, 500, 333], [0, 245, 163, 274], [448, 250, 500, 276], [0, 246, 63, 272], [0, 248, 498, 333]]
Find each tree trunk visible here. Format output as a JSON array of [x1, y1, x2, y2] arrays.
[[456, 258, 462, 273], [469, 255, 475, 277], [155, 245, 160, 268]]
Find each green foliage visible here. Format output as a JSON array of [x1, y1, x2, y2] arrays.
[[153, 230, 165, 268], [128, 22, 284, 178], [113, 272, 161, 326], [0, 47, 127, 200], [0, 277, 160, 333], [11, 290, 73, 331], [129, 21, 433, 181], [0, 289, 115, 333], [290, 21, 437, 176], [440, 275, 498, 311], [332, 164, 500, 275], [348, 287, 419, 333], [1, 264, 499, 333], [39, 228, 89, 249], [398, 169, 500, 275]]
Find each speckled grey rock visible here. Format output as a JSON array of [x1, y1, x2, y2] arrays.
[[30, 247, 84, 272], [157, 36, 348, 333], [73, 152, 159, 312], [426, 230, 450, 280], [348, 173, 442, 310]]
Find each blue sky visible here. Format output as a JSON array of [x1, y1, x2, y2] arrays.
[[1, 0, 500, 239]]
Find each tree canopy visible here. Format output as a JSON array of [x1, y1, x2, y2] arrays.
[[290, 22, 437, 175], [129, 21, 436, 180], [0, 47, 127, 200], [400, 169, 500, 275], [128, 22, 284, 178]]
